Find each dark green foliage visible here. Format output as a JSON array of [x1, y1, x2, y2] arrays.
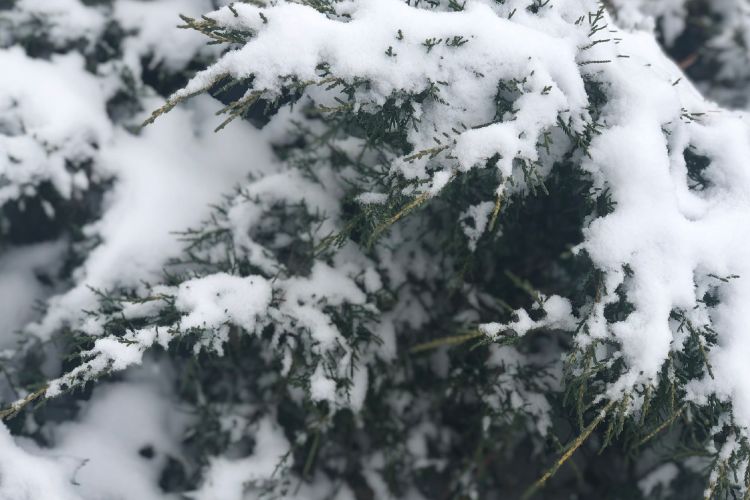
[[4, 1, 750, 499]]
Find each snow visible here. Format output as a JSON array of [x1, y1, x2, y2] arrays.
[[0, 423, 81, 500], [611, 0, 750, 108], [279, 262, 370, 349], [0, 47, 111, 206], [189, 418, 290, 500], [31, 96, 274, 338], [8, 0, 107, 47], [638, 462, 679, 497], [45, 270, 275, 397], [480, 295, 575, 339], [2, 370, 188, 500], [460, 201, 494, 251], [114, 0, 222, 76], [569, 24, 750, 418], [310, 363, 337, 403], [176, 273, 272, 332], [487, 342, 556, 434], [171, 0, 589, 189], [5, 0, 750, 496], [168, 0, 750, 436], [610, 0, 686, 44], [45, 375, 190, 500], [226, 168, 343, 274], [0, 241, 64, 349]]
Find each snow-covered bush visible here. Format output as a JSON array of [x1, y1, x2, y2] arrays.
[[4, 0, 750, 499]]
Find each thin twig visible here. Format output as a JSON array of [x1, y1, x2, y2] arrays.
[[636, 405, 686, 448], [522, 399, 617, 499], [409, 331, 484, 354], [0, 385, 48, 421]]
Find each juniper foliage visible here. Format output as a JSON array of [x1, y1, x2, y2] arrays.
[[3, 1, 750, 499]]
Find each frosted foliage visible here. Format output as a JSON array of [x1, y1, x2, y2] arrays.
[[176, 273, 272, 332], [3, 0, 107, 47], [4, 0, 750, 498], [170, 0, 750, 436], [30, 96, 273, 340], [0, 48, 111, 207], [0, 0, 243, 257], [176, 0, 591, 191]]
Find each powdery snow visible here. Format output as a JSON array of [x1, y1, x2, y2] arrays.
[[7, 0, 107, 47], [165, 0, 750, 438], [114, 0, 222, 76], [46, 376, 190, 500], [2, 371, 188, 500], [0, 424, 82, 500], [176, 273, 272, 332], [0, 47, 111, 206], [172, 0, 589, 187], [31, 96, 275, 339], [0, 241, 64, 349], [480, 295, 576, 339], [189, 418, 290, 500], [5, 0, 750, 496]]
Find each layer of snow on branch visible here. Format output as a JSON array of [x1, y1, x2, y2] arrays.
[[176, 0, 590, 186], [176, 273, 272, 333], [30, 96, 275, 339], [0, 47, 111, 205]]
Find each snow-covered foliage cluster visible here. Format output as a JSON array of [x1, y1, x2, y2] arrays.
[[4, 0, 750, 498]]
